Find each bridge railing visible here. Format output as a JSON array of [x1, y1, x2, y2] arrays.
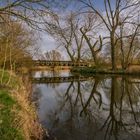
[[32, 60, 93, 67]]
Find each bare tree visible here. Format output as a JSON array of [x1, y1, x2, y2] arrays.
[[119, 20, 140, 69], [80, 22, 103, 66], [46, 11, 104, 63], [0, 0, 53, 30], [75, 12, 101, 65], [43, 50, 63, 61], [0, 0, 52, 84], [45, 12, 86, 62], [46, 13, 75, 61], [80, 0, 140, 70]]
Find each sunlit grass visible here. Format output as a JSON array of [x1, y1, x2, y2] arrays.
[[0, 90, 24, 140], [0, 70, 43, 140]]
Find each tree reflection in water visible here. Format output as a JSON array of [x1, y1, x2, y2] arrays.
[[34, 75, 140, 140]]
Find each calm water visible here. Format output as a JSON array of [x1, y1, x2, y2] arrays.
[[32, 70, 140, 140]]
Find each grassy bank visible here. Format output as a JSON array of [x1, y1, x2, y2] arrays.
[[0, 70, 43, 140], [0, 90, 24, 140], [71, 67, 140, 76]]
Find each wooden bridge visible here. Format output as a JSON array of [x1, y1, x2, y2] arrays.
[[31, 76, 93, 83], [32, 60, 92, 67]]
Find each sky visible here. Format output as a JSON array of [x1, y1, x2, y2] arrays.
[[39, 0, 115, 59], [39, 0, 105, 49]]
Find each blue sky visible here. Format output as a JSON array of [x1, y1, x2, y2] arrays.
[[39, 0, 115, 59], [66, 0, 105, 12], [40, 0, 105, 49], [90, 0, 105, 9]]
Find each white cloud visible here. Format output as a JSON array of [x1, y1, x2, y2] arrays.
[[39, 33, 56, 52]]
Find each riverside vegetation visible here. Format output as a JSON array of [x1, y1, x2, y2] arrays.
[[0, 70, 44, 140], [71, 65, 140, 76], [0, 1, 140, 140], [0, 1, 51, 139]]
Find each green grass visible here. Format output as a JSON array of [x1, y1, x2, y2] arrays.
[[0, 69, 43, 140], [0, 90, 24, 140], [0, 69, 23, 140]]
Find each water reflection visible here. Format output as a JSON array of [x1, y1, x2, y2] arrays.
[[33, 73, 140, 140], [32, 70, 71, 78]]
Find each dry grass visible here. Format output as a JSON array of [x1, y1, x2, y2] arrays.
[[126, 65, 140, 73], [0, 103, 4, 109], [11, 75, 44, 140]]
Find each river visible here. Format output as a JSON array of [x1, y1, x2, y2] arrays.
[[32, 70, 140, 140]]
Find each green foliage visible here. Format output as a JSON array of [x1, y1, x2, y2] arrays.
[[72, 66, 140, 76]]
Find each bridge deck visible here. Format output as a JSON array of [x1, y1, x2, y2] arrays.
[[32, 60, 92, 67]]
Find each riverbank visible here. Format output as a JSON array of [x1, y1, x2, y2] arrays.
[[0, 70, 45, 140], [71, 67, 140, 76]]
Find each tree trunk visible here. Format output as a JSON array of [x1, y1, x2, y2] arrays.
[[110, 31, 116, 70]]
